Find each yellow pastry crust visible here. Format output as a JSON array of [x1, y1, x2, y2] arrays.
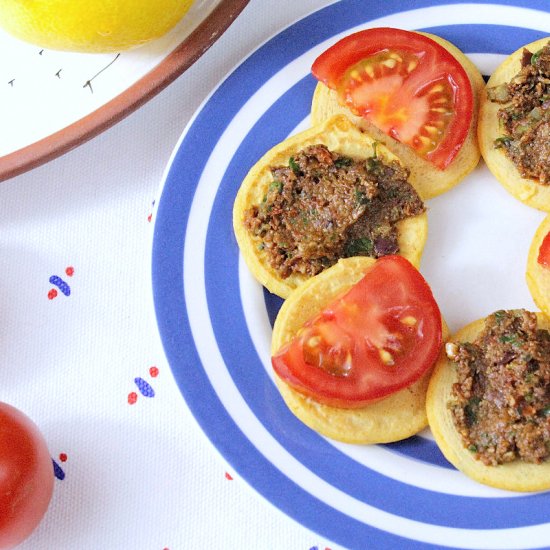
[[311, 32, 484, 200], [526, 214, 550, 315], [271, 256, 445, 444], [233, 115, 428, 299], [426, 313, 550, 492], [478, 37, 550, 212]]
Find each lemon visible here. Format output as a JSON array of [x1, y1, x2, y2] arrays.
[[0, 0, 195, 53]]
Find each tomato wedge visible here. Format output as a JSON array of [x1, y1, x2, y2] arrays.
[[311, 27, 473, 170], [272, 255, 442, 408], [538, 231, 550, 268]]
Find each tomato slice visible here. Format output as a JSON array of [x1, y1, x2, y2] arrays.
[[537, 231, 550, 268], [311, 27, 473, 170], [272, 255, 442, 408]]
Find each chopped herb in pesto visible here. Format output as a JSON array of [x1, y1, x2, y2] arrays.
[[334, 156, 353, 168], [289, 156, 301, 175], [531, 48, 543, 65], [269, 180, 283, 193], [346, 237, 374, 257], [494, 136, 512, 148], [465, 397, 481, 426], [499, 334, 519, 345], [494, 310, 506, 321]]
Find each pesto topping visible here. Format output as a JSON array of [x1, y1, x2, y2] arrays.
[[449, 310, 550, 466], [487, 41, 550, 184], [243, 144, 424, 278]]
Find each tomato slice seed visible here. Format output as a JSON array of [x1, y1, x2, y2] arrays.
[[378, 349, 395, 366], [401, 316, 417, 326]]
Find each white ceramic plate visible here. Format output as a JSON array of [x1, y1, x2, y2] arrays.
[[152, 1, 550, 548], [0, 0, 249, 181]]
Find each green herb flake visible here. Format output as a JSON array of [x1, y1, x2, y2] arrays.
[[269, 180, 283, 193], [531, 48, 543, 65], [494, 136, 512, 149], [468, 444, 478, 453], [366, 157, 383, 174], [346, 237, 374, 257], [334, 156, 353, 168], [465, 397, 480, 426], [289, 156, 301, 175], [494, 310, 506, 321], [499, 334, 520, 346], [354, 187, 367, 205]]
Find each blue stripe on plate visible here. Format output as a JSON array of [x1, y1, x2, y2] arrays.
[[419, 25, 547, 53], [385, 436, 455, 467]]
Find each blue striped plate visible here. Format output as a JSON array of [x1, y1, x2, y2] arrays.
[[152, 1, 550, 548]]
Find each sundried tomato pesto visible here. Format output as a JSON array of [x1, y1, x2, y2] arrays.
[[447, 310, 550, 466], [243, 144, 424, 278], [488, 42, 550, 184]]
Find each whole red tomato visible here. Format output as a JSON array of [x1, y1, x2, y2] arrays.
[[0, 403, 54, 549]]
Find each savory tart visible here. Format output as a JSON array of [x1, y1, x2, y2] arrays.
[[526, 214, 550, 315], [427, 309, 550, 492], [310, 28, 484, 200], [271, 255, 444, 444], [478, 38, 550, 211], [233, 115, 428, 298]]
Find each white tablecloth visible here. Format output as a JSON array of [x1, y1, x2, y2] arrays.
[[1, 1, 344, 548]]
